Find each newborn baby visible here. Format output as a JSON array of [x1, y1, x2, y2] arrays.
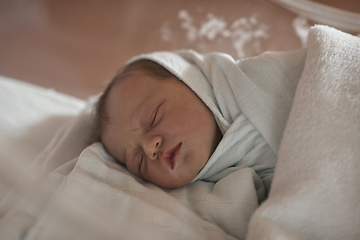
[[95, 59, 222, 188], [94, 49, 305, 194]]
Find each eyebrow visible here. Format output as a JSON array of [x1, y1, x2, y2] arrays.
[[130, 98, 146, 132]]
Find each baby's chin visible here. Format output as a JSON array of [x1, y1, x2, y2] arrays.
[[158, 182, 189, 189], [152, 175, 193, 189]]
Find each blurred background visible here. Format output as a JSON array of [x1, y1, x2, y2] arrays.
[[0, 0, 359, 99]]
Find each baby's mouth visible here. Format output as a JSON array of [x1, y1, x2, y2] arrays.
[[164, 143, 182, 169]]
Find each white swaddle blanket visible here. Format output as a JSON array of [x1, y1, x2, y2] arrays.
[[247, 25, 360, 240], [129, 48, 306, 194]]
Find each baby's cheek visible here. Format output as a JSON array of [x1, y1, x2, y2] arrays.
[[164, 104, 213, 138], [190, 111, 215, 133]]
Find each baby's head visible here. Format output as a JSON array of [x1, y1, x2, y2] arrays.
[[95, 60, 222, 188]]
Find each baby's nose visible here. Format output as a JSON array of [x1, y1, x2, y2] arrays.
[[143, 135, 162, 160]]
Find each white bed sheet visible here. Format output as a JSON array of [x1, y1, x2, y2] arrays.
[[0, 76, 85, 200]]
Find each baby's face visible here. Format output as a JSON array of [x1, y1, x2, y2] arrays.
[[102, 69, 222, 188]]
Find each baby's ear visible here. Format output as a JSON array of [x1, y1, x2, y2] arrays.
[[87, 127, 100, 145]]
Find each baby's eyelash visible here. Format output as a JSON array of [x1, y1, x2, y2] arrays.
[[150, 104, 161, 127], [151, 109, 157, 127]]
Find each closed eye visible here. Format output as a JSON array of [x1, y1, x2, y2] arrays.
[[138, 154, 144, 174], [150, 103, 162, 127], [151, 109, 158, 127]]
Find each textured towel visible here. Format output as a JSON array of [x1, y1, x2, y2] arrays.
[[129, 47, 306, 193], [246, 25, 360, 239]]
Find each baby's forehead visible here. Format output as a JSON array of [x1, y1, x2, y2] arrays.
[[105, 72, 152, 121]]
